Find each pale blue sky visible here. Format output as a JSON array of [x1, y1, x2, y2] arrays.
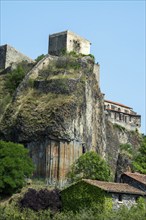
[[0, 0, 145, 134]]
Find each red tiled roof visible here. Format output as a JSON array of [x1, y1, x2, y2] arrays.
[[82, 179, 146, 195], [104, 100, 132, 109], [123, 172, 146, 185]]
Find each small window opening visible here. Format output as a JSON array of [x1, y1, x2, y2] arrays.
[[118, 194, 122, 202], [82, 145, 86, 154]]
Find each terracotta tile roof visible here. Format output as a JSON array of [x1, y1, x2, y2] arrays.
[[123, 172, 146, 185], [82, 179, 146, 195], [104, 100, 132, 109]]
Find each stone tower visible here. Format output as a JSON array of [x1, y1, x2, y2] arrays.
[[48, 30, 91, 56]]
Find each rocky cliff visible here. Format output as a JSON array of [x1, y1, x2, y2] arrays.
[[0, 53, 142, 185], [105, 120, 142, 180], [0, 54, 106, 185]]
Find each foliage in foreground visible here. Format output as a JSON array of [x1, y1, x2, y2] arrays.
[[0, 197, 146, 220], [68, 151, 111, 182], [0, 140, 34, 195]]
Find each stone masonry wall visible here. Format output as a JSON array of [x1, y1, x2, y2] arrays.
[[112, 193, 137, 209], [66, 31, 90, 55], [49, 30, 90, 56], [0, 45, 6, 70], [0, 44, 34, 69]]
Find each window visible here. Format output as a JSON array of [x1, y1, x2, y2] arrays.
[[114, 113, 116, 119], [119, 114, 121, 120], [118, 194, 122, 202], [111, 105, 115, 110]]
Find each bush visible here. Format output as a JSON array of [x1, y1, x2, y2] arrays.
[[20, 188, 62, 213], [120, 143, 133, 155], [68, 151, 111, 182], [5, 65, 25, 94], [35, 54, 45, 63], [0, 140, 34, 195], [4, 61, 33, 95]]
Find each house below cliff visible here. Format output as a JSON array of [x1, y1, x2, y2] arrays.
[[61, 178, 146, 211], [121, 172, 146, 192]]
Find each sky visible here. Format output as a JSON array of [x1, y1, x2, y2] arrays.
[[0, 0, 145, 134]]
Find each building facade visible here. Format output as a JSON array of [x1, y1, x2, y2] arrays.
[[104, 100, 141, 131]]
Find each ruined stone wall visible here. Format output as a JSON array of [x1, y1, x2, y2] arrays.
[[0, 45, 6, 70], [93, 63, 100, 84], [0, 44, 34, 69]]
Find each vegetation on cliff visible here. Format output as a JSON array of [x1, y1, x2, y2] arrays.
[[133, 136, 146, 174], [68, 151, 111, 182], [0, 54, 100, 144], [0, 61, 34, 119]]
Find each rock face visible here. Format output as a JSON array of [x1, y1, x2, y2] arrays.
[[0, 54, 106, 185], [105, 120, 142, 180], [0, 52, 142, 185]]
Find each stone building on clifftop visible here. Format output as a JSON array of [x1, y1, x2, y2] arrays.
[[49, 30, 91, 56], [104, 100, 141, 131]]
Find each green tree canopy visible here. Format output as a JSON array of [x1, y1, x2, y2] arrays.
[[68, 151, 111, 182], [0, 140, 34, 195], [35, 54, 45, 63], [133, 136, 146, 174], [5, 65, 25, 95]]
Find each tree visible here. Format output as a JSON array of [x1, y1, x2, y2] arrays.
[[133, 136, 146, 174], [0, 140, 34, 195], [68, 151, 111, 182], [5, 65, 25, 94]]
